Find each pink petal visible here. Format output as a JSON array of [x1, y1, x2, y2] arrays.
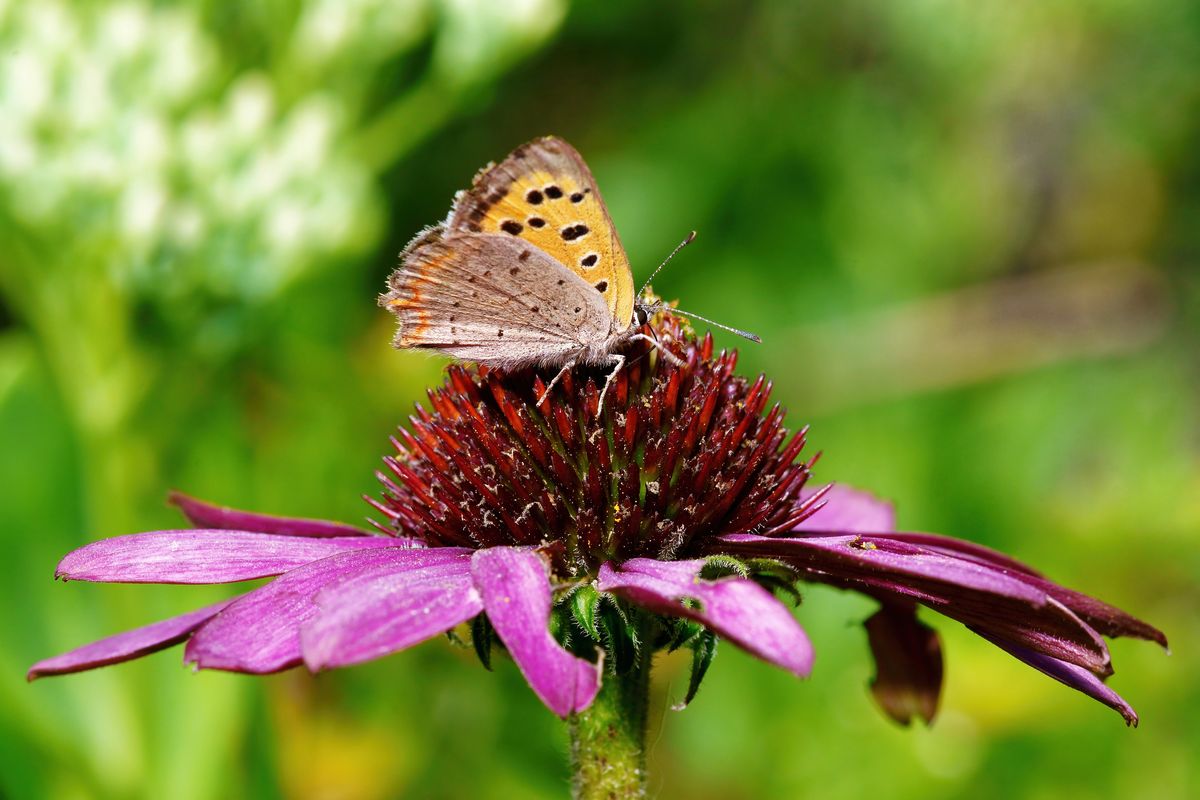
[[794, 484, 896, 533], [57, 531, 405, 584], [301, 551, 481, 671], [185, 547, 467, 673], [597, 558, 813, 677], [718, 533, 1111, 673], [470, 547, 601, 718], [169, 491, 375, 538], [28, 599, 235, 680], [974, 629, 1139, 726]]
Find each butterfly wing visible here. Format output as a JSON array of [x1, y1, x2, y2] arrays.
[[383, 231, 613, 368], [445, 136, 636, 334]]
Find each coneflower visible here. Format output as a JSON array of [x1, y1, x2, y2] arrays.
[[31, 312, 1165, 799]]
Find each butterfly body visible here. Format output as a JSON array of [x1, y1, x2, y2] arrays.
[[383, 137, 659, 406]]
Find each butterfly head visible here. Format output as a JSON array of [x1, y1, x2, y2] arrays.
[[634, 231, 762, 344]]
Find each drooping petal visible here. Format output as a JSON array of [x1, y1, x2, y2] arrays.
[[169, 492, 375, 538], [28, 599, 235, 680], [57, 531, 406, 584], [470, 547, 601, 718], [597, 558, 813, 677], [718, 533, 1046, 604], [789, 492, 1166, 651], [717, 533, 1112, 673], [871, 532, 1040, 575], [302, 551, 481, 671], [185, 548, 468, 673], [794, 485, 896, 533], [863, 603, 943, 726], [973, 629, 1139, 726], [880, 533, 1166, 647], [916, 591, 1110, 674]]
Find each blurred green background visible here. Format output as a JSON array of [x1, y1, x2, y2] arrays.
[[2, 0, 1197, 797]]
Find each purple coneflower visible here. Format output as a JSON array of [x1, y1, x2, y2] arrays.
[[31, 313, 1164, 798]]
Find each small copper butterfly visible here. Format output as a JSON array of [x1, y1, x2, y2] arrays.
[[382, 136, 756, 409]]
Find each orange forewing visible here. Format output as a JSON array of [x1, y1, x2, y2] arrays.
[[447, 137, 635, 333]]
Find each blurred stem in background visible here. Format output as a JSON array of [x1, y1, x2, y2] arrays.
[[1, 230, 150, 535], [0, 1, 566, 797]]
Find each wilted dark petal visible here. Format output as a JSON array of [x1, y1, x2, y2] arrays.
[[879, 533, 1166, 647], [793, 485, 896, 533], [870, 532, 1039, 574], [302, 550, 480, 671], [973, 629, 1139, 726], [863, 603, 943, 726], [717, 533, 1045, 604], [28, 599, 235, 680], [57, 531, 406, 584], [920, 593, 1110, 674], [597, 558, 813, 677], [185, 548, 436, 673], [717, 533, 1112, 673], [470, 547, 601, 718], [169, 492, 376, 538]]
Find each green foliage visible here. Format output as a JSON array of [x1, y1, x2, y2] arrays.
[[2, 0, 1197, 798]]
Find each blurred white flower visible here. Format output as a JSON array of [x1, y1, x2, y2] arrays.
[[0, 1, 374, 301], [0, 0, 564, 315]]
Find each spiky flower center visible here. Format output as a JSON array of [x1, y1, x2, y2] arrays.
[[371, 313, 821, 576]]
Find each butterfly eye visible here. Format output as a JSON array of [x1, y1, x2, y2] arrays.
[[635, 305, 650, 327]]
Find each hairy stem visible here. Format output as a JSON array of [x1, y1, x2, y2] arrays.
[[569, 650, 652, 799]]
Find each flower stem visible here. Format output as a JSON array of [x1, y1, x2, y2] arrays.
[[569, 650, 652, 799]]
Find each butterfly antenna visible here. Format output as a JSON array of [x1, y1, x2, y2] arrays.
[[638, 231, 697, 297], [669, 308, 762, 343]]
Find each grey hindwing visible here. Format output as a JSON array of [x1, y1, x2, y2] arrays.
[[383, 233, 613, 367]]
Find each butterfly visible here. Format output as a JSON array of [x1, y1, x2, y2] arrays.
[[382, 136, 754, 410]]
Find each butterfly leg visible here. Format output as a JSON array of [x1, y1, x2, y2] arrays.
[[630, 332, 684, 367], [596, 353, 625, 415], [536, 361, 575, 408]]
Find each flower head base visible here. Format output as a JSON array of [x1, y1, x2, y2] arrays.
[[31, 311, 1165, 727], [372, 312, 819, 573]]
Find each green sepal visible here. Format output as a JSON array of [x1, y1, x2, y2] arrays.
[[665, 616, 706, 652], [700, 555, 749, 580], [471, 613, 495, 671], [569, 583, 603, 641], [674, 629, 718, 710], [598, 596, 641, 675], [745, 557, 801, 583]]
